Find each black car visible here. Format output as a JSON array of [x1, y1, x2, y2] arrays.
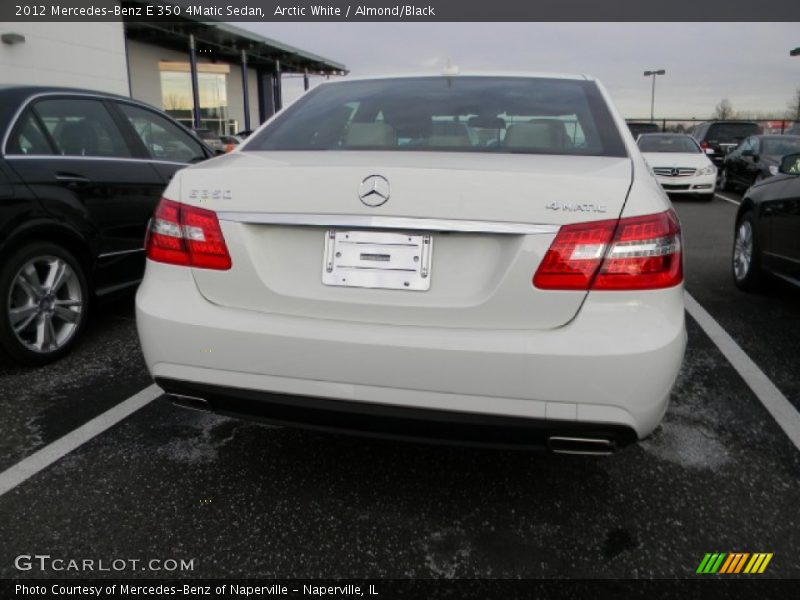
[[690, 120, 762, 168], [627, 122, 661, 138], [0, 85, 214, 364], [732, 152, 800, 291], [721, 134, 800, 192]]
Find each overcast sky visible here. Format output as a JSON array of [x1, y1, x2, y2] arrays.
[[239, 22, 800, 119]]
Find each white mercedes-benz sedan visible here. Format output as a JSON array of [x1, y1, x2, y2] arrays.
[[637, 133, 717, 201], [136, 74, 686, 454]]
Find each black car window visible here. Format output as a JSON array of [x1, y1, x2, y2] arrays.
[[32, 98, 131, 158], [116, 103, 206, 163], [5, 109, 54, 155]]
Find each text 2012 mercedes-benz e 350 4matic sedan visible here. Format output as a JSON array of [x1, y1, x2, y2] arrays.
[[136, 74, 687, 454]]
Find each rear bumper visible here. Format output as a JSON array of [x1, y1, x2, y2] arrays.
[[156, 377, 638, 451], [136, 262, 686, 442]]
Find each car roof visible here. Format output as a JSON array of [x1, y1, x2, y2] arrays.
[[638, 133, 689, 137], [0, 84, 133, 102], [320, 72, 593, 83], [701, 120, 761, 126]]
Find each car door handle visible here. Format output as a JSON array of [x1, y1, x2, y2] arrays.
[[56, 173, 91, 184]]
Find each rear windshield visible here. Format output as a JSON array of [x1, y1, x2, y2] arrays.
[[246, 77, 627, 157], [638, 135, 700, 153], [761, 137, 800, 157], [707, 123, 761, 143]]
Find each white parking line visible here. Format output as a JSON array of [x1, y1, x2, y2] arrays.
[[684, 292, 800, 452], [714, 193, 741, 206], [0, 384, 161, 498]]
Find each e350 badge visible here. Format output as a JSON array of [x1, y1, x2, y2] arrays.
[[189, 189, 232, 202], [545, 202, 607, 213]]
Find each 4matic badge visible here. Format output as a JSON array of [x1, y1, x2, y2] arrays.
[[545, 202, 607, 213]]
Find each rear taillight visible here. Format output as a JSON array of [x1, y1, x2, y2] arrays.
[[533, 210, 682, 291], [145, 198, 231, 270], [700, 141, 710, 150]]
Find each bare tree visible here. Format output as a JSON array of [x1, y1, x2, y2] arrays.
[[713, 98, 734, 120]]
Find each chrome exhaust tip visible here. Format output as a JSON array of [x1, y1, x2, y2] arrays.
[[169, 393, 212, 413], [548, 436, 615, 456]]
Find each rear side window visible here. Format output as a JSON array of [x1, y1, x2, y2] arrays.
[[247, 77, 628, 158], [116, 103, 207, 163], [32, 98, 131, 158], [706, 123, 761, 143], [6, 110, 53, 155]]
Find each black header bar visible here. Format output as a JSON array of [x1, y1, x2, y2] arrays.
[[2, 0, 800, 22]]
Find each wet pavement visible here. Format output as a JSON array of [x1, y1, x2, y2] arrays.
[[0, 192, 798, 579]]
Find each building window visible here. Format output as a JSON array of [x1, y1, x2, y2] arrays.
[[159, 61, 234, 134]]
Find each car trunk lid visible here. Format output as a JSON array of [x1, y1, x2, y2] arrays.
[[181, 151, 633, 330]]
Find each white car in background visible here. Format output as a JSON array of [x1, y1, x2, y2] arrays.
[[136, 74, 686, 454], [638, 133, 717, 201]]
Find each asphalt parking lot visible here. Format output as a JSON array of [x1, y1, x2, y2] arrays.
[[0, 190, 798, 579]]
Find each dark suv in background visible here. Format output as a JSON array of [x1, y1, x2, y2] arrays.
[[0, 86, 214, 365], [690, 120, 762, 168]]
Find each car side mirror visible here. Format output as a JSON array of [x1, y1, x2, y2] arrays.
[[779, 153, 800, 175]]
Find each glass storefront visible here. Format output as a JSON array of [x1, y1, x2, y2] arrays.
[[158, 61, 237, 134]]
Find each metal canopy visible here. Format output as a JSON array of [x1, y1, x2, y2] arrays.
[[122, 10, 346, 75]]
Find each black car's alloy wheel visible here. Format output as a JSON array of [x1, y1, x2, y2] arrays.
[[732, 212, 763, 292], [0, 242, 89, 365]]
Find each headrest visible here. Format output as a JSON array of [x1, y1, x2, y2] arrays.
[[344, 122, 397, 147]]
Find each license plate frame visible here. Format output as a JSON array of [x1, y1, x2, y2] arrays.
[[322, 230, 433, 291]]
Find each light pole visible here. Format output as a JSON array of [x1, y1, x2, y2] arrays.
[[643, 69, 666, 123]]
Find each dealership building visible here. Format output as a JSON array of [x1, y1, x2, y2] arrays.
[[0, 12, 346, 134]]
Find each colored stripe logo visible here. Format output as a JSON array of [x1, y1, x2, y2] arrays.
[[696, 552, 773, 574]]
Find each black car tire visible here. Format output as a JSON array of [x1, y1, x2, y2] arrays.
[[0, 242, 89, 365], [719, 168, 733, 192], [732, 211, 764, 292]]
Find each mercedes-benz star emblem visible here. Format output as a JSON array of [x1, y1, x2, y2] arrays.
[[671, 168, 679, 177], [358, 175, 390, 207]]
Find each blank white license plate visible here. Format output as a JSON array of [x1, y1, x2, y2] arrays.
[[322, 230, 433, 291]]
